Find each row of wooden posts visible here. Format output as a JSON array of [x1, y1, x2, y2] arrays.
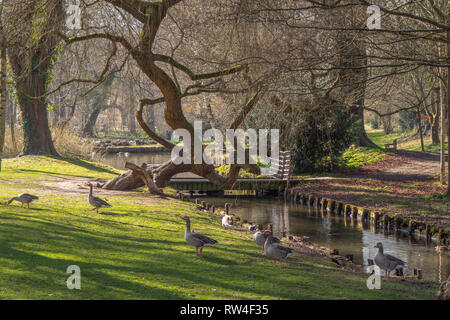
[[285, 190, 448, 245], [177, 191, 427, 279], [177, 192, 232, 215]]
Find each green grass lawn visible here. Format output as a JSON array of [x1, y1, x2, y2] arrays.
[[0, 156, 439, 299], [337, 147, 386, 170], [368, 129, 448, 152]]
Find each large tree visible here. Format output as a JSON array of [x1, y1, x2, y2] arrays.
[[6, 0, 64, 155], [0, 1, 6, 170], [62, 0, 263, 191]]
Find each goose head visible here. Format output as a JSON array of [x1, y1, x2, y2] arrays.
[[263, 230, 272, 239], [180, 216, 190, 222]]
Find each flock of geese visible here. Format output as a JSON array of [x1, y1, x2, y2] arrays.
[[8, 186, 439, 276], [6, 183, 112, 212], [5, 187, 293, 267], [181, 214, 293, 267]]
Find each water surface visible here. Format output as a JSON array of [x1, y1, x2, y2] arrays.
[[206, 197, 450, 283]]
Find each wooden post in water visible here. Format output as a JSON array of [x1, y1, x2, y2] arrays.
[[225, 203, 231, 215], [395, 268, 404, 277], [321, 198, 328, 212], [336, 202, 343, 215], [351, 206, 358, 219]]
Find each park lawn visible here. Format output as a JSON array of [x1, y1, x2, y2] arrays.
[[368, 129, 448, 152], [0, 156, 439, 299]]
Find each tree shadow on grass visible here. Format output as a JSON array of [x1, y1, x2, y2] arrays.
[[56, 156, 119, 175], [16, 156, 118, 179], [98, 211, 130, 217], [17, 169, 105, 179]]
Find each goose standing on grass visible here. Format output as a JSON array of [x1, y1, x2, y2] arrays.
[[374, 242, 405, 280], [7, 194, 39, 208], [253, 225, 280, 254], [181, 216, 218, 256], [263, 231, 292, 267], [88, 183, 112, 213], [222, 214, 234, 228]]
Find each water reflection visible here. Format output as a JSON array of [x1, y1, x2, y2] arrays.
[[206, 197, 450, 282], [92, 151, 172, 170]]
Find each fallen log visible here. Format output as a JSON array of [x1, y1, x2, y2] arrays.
[[124, 162, 162, 195], [102, 162, 160, 192]]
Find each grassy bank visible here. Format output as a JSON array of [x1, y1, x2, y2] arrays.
[[368, 129, 448, 152], [0, 157, 439, 299]]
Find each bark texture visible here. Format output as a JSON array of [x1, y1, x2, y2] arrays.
[[8, 0, 63, 156], [0, 27, 5, 170]]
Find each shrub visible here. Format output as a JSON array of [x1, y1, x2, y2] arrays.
[[3, 125, 93, 160]]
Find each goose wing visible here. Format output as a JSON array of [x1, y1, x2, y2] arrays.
[[92, 196, 112, 207], [19, 193, 39, 200], [384, 253, 405, 266], [191, 231, 218, 245], [267, 243, 293, 260]]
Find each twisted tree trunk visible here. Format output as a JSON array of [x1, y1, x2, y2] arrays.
[[67, 1, 263, 193]]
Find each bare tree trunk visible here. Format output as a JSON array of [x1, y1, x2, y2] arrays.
[[353, 103, 378, 148], [0, 30, 6, 170], [128, 81, 136, 135], [82, 105, 102, 137], [382, 115, 393, 134], [8, 89, 16, 151], [447, 22, 450, 192], [11, 64, 58, 155], [440, 73, 446, 185], [432, 116, 440, 144], [417, 107, 425, 152], [8, 0, 63, 156]]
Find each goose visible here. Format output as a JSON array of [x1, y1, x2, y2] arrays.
[[253, 225, 280, 254], [374, 242, 405, 280], [7, 193, 39, 208], [181, 216, 218, 256], [263, 231, 292, 267], [88, 183, 112, 213], [435, 245, 450, 253], [221, 214, 234, 228]]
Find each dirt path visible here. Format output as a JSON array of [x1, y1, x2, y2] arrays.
[[342, 150, 448, 182], [296, 149, 450, 229]]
